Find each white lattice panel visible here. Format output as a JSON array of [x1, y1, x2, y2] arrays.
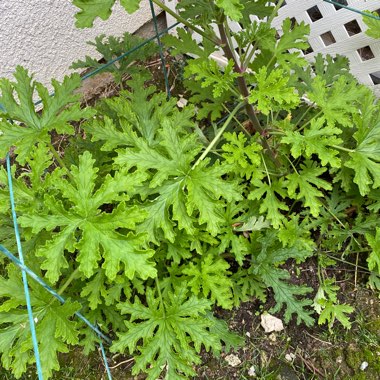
[[166, 0, 380, 95]]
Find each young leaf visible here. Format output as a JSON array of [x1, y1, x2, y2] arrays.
[[186, 59, 238, 98], [182, 254, 234, 309], [221, 132, 262, 179], [318, 301, 354, 330], [248, 67, 299, 115]]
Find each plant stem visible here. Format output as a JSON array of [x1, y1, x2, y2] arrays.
[[150, 0, 222, 46], [46, 267, 80, 308], [192, 102, 244, 169], [217, 22, 281, 167], [57, 267, 80, 296], [155, 277, 166, 318], [223, 19, 238, 63], [48, 142, 75, 182], [330, 145, 355, 153], [261, 153, 271, 186], [217, 22, 261, 132], [294, 105, 313, 129], [296, 110, 323, 132], [324, 253, 370, 272]]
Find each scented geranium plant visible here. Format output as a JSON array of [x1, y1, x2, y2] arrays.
[[0, 1, 379, 378]]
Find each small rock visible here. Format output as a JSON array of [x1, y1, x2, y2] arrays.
[[176, 96, 188, 108], [248, 365, 256, 377], [285, 353, 295, 362], [268, 333, 277, 342], [360, 361, 368, 371], [260, 313, 284, 333], [225, 354, 241, 367], [246, 331, 251, 338]]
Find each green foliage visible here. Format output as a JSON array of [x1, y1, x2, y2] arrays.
[[281, 118, 342, 167], [187, 59, 239, 98], [112, 285, 240, 379], [0, 266, 82, 379], [18, 151, 155, 283], [248, 66, 299, 115], [318, 301, 354, 330], [0, 66, 93, 164], [182, 254, 234, 309], [2, 1, 380, 378], [252, 232, 314, 325], [73, 0, 142, 28], [366, 228, 380, 272], [215, 0, 244, 21], [71, 32, 158, 84], [363, 11, 380, 39]]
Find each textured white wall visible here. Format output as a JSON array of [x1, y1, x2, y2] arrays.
[[0, 0, 156, 86]]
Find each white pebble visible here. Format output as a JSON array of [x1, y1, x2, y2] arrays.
[[248, 365, 256, 377], [360, 361, 368, 371], [260, 313, 284, 333], [285, 353, 296, 362], [224, 354, 241, 367]]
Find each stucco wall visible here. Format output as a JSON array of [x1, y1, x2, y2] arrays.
[[0, 0, 157, 86]]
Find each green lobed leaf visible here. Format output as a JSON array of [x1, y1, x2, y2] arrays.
[[345, 102, 380, 195], [215, 0, 244, 20], [363, 11, 380, 39], [249, 179, 288, 228], [252, 232, 314, 325], [71, 32, 157, 83], [73, 0, 142, 28], [366, 228, 380, 272], [115, 119, 242, 242], [0, 266, 81, 379], [281, 118, 342, 168], [186, 59, 238, 98], [318, 301, 354, 330], [0, 66, 93, 164], [19, 151, 155, 283], [286, 160, 332, 217], [307, 75, 367, 127], [248, 66, 299, 115], [182, 254, 234, 309], [111, 285, 236, 380]]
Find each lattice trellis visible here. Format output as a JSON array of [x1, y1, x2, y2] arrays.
[[166, 0, 380, 95]]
